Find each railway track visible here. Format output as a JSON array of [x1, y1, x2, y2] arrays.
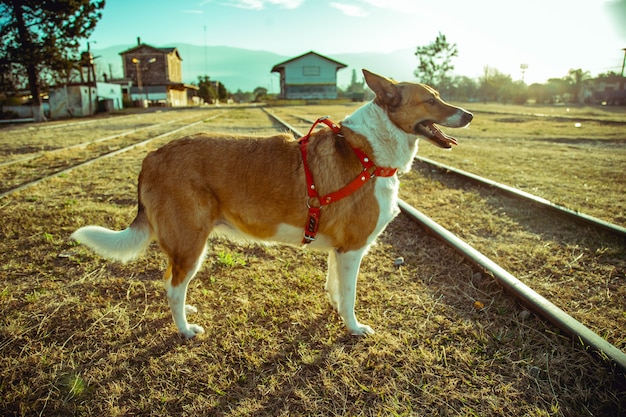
[[0, 112, 155, 161], [0, 112, 138, 132], [262, 107, 626, 376], [0, 113, 199, 169], [413, 156, 626, 240], [0, 110, 228, 199]]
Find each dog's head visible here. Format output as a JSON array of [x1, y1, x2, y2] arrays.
[[363, 69, 473, 149]]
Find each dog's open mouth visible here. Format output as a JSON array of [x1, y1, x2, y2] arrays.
[[416, 122, 458, 149]]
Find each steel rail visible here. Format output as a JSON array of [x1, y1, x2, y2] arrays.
[[475, 109, 626, 125], [262, 108, 302, 136], [399, 200, 626, 376], [0, 113, 202, 169], [263, 107, 626, 376], [0, 113, 137, 130], [414, 156, 626, 239], [0, 112, 227, 200]]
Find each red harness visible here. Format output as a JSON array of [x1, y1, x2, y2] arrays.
[[298, 117, 397, 244]]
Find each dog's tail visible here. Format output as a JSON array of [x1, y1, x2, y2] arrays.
[[71, 207, 152, 263]]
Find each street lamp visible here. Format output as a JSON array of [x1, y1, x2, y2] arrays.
[[131, 57, 156, 105], [520, 63, 528, 83]]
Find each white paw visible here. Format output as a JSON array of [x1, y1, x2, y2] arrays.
[[349, 323, 375, 336], [181, 324, 205, 339], [185, 305, 198, 314]]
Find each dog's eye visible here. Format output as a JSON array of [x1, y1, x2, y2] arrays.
[[426, 98, 437, 105]]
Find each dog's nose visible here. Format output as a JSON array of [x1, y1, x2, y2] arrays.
[[462, 111, 474, 125]]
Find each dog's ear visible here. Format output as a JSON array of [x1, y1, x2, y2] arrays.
[[362, 69, 402, 107]]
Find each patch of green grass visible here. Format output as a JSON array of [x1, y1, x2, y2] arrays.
[[215, 250, 247, 268], [60, 373, 87, 401], [0, 287, 10, 299], [24, 289, 46, 303]]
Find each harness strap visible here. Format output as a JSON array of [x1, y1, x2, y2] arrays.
[[298, 117, 397, 244]]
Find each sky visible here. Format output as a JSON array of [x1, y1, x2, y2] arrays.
[[83, 0, 626, 85]]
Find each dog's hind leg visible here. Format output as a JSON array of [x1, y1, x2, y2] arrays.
[[335, 247, 374, 336], [163, 245, 208, 339], [151, 190, 217, 338]]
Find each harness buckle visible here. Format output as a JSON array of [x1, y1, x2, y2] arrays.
[[306, 196, 321, 209]]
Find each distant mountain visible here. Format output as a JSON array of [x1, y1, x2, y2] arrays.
[[91, 43, 418, 93]]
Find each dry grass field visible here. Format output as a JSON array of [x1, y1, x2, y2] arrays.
[[1, 105, 625, 416]]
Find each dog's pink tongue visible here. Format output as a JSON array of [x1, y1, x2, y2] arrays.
[[428, 122, 458, 146]]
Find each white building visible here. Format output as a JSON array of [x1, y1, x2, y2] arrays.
[[47, 82, 123, 119], [96, 82, 123, 111], [271, 51, 347, 100], [48, 85, 97, 119]]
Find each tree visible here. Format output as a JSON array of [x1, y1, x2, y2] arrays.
[[545, 77, 571, 103], [565, 68, 591, 103], [195, 76, 230, 103], [414, 32, 458, 95], [344, 69, 365, 101], [253, 87, 268, 102], [0, 0, 105, 121], [197, 75, 216, 103], [346, 69, 364, 94], [528, 83, 556, 104], [232, 89, 253, 103], [216, 81, 228, 101], [478, 66, 514, 103], [499, 80, 528, 104], [446, 75, 478, 101]]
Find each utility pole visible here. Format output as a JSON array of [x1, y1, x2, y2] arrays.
[[204, 25, 208, 75]]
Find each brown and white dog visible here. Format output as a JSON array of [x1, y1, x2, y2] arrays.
[[72, 70, 473, 338]]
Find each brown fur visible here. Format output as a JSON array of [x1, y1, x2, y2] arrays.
[[137, 128, 380, 286]]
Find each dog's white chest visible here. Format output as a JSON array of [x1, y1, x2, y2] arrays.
[[367, 176, 401, 245]]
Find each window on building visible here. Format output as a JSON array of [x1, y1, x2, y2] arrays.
[[303, 66, 321, 76]]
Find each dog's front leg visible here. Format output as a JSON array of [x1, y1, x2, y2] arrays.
[[335, 247, 374, 336], [325, 249, 340, 311]]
